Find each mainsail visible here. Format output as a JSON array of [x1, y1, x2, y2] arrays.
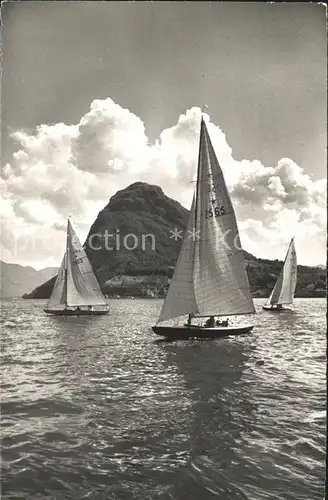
[[47, 256, 66, 309], [265, 238, 297, 306], [46, 219, 107, 310], [158, 117, 255, 323]]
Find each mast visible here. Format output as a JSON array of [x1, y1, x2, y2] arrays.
[[194, 115, 204, 235], [192, 115, 207, 319], [64, 218, 69, 308], [190, 115, 205, 316]]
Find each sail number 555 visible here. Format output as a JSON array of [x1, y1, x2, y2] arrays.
[[205, 206, 225, 219]]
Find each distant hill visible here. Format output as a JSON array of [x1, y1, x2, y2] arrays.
[[22, 182, 326, 300], [39, 267, 58, 281], [245, 259, 326, 299], [0, 260, 47, 298]]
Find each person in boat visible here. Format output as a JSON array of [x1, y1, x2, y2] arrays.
[[88, 305, 93, 311], [184, 314, 193, 327], [216, 319, 229, 326], [204, 316, 215, 328], [76, 306, 81, 312], [216, 318, 229, 327], [276, 304, 283, 309]]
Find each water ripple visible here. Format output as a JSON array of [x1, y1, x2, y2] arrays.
[[1, 298, 326, 500]]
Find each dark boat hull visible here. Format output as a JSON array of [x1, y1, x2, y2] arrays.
[[262, 306, 292, 312], [152, 324, 254, 340], [44, 309, 109, 316]]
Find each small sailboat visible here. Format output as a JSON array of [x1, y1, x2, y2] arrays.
[[152, 115, 255, 340], [262, 238, 297, 312], [44, 219, 109, 316]]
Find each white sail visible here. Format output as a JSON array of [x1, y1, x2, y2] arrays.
[[193, 119, 255, 317], [46, 220, 107, 310], [265, 238, 297, 306], [158, 117, 255, 323], [158, 196, 198, 323], [65, 220, 107, 307], [46, 256, 66, 309]]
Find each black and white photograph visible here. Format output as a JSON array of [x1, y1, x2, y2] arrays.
[[1, 2, 326, 499]]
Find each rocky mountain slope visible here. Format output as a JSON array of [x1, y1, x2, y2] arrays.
[[22, 182, 326, 300]]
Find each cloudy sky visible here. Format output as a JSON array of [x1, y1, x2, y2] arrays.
[[1, 2, 326, 269]]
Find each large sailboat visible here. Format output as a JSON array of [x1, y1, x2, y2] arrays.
[[44, 219, 109, 316], [262, 238, 297, 312], [152, 115, 255, 340]]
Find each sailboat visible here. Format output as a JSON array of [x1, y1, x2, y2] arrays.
[[262, 238, 297, 312], [44, 219, 109, 316], [152, 115, 255, 340]]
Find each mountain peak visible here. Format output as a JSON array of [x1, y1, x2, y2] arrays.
[[85, 182, 189, 281], [103, 182, 170, 215]]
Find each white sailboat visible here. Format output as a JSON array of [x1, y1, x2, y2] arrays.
[[152, 115, 255, 340], [44, 219, 109, 316], [262, 238, 297, 312]]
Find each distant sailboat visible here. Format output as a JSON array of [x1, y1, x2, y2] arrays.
[[262, 238, 297, 312], [44, 219, 109, 316], [152, 115, 255, 340]]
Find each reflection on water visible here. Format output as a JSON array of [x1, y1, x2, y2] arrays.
[[156, 337, 255, 499], [1, 298, 326, 500]]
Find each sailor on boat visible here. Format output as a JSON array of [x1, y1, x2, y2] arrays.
[[204, 316, 215, 328], [216, 318, 229, 327]]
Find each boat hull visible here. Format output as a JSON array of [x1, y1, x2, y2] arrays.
[[152, 324, 254, 340], [262, 306, 292, 312], [44, 309, 109, 316]]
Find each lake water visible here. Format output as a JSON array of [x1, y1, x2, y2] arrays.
[[1, 298, 326, 500]]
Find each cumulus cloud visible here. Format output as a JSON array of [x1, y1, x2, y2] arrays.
[[72, 99, 148, 174], [0, 97, 326, 268]]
